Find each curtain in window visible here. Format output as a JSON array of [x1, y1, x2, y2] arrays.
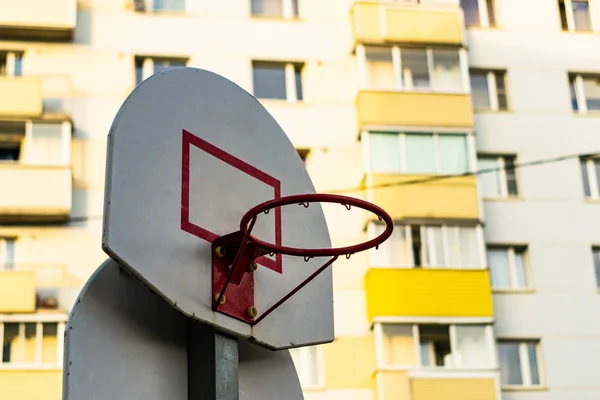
[[382, 325, 416, 365], [459, 227, 479, 266], [424, 226, 445, 266], [401, 48, 430, 89], [365, 47, 395, 89], [372, 224, 409, 265], [455, 325, 491, 368], [368, 132, 402, 173], [28, 123, 63, 164], [478, 158, 502, 197], [438, 134, 468, 174], [432, 49, 463, 91], [405, 134, 435, 173], [487, 248, 511, 288]]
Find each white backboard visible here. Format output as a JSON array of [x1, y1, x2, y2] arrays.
[[63, 259, 304, 400], [103, 67, 334, 349]]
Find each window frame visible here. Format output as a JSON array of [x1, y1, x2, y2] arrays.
[[486, 245, 531, 291], [0, 238, 16, 270], [570, 73, 600, 114], [135, 56, 189, 86], [362, 130, 477, 175], [460, 0, 496, 28], [581, 156, 600, 198], [289, 345, 324, 389], [134, 0, 187, 13], [593, 247, 600, 289], [477, 154, 518, 198], [357, 45, 470, 93], [0, 51, 24, 77], [497, 339, 544, 389], [559, 0, 595, 32], [368, 222, 486, 269], [469, 69, 509, 111], [250, 0, 299, 19], [252, 61, 304, 103], [0, 314, 66, 370]]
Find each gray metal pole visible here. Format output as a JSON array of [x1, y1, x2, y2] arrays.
[[188, 320, 239, 400]]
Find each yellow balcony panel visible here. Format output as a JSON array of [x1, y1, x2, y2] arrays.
[[0, 271, 36, 312], [357, 91, 473, 128], [0, 165, 72, 223], [368, 174, 479, 221], [0, 369, 62, 399], [0, 0, 76, 41], [411, 377, 497, 400], [379, 370, 411, 400], [0, 77, 42, 117], [323, 336, 376, 389], [365, 268, 493, 321], [352, 2, 463, 45]]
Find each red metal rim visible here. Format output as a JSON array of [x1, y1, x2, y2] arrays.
[[239, 194, 394, 258]]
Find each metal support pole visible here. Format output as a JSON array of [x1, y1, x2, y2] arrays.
[[188, 320, 239, 400]]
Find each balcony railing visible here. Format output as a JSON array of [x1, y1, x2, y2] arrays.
[[0, 76, 42, 117], [0, 0, 76, 41]]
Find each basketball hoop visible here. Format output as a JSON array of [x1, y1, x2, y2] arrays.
[[212, 194, 393, 325]]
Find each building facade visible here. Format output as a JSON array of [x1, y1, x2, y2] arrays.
[[0, 0, 599, 399]]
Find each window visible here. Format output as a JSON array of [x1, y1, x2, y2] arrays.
[[378, 323, 495, 369], [371, 223, 485, 268], [559, 0, 593, 31], [365, 131, 472, 175], [487, 246, 530, 290], [360, 46, 466, 92], [252, 61, 303, 102], [593, 247, 600, 289], [498, 340, 542, 387], [0, 238, 15, 270], [0, 51, 23, 77], [289, 346, 323, 388], [460, 0, 496, 28], [570, 74, 600, 113], [580, 156, 600, 198], [135, 56, 188, 86], [296, 148, 309, 164], [251, 0, 299, 19], [134, 0, 186, 12], [0, 121, 68, 165], [478, 155, 518, 198], [1, 320, 64, 367], [470, 70, 508, 111]]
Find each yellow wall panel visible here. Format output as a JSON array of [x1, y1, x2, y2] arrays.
[[0, 77, 42, 116], [365, 269, 493, 320], [357, 91, 473, 128], [385, 9, 462, 45], [0, 271, 36, 312], [351, 3, 382, 42], [0, 0, 75, 29], [322, 336, 376, 389], [412, 378, 497, 400], [379, 371, 411, 400], [369, 174, 479, 221], [0, 370, 62, 400]]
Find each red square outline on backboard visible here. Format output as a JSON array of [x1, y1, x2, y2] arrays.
[[181, 129, 282, 273]]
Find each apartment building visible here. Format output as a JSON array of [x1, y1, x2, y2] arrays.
[[0, 0, 599, 399]]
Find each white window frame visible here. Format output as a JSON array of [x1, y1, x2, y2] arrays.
[[462, 0, 495, 28], [137, 56, 188, 82], [560, 0, 598, 32], [571, 73, 600, 114], [252, 61, 302, 103], [251, 0, 299, 19], [362, 130, 475, 175], [477, 155, 517, 198], [487, 246, 531, 291], [368, 222, 486, 269], [357, 44, 469, 93], [582, 157, 600, 198], [136, 0, 187, 13], [289, 346, 324, 389], [498, 340, 544, 388], [470, 70, 508, 111], [0, 238, 15, 270], [0, 314, 67, 370]]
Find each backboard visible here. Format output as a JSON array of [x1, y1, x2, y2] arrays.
[[102, 67, 334, 349], [63, 259, 304, 400]]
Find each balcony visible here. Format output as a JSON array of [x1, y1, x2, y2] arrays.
[[365, 268, 493, 320], [0, 77, 42, 117], [351, 2, 464, 45], [366, 174, 479, 221], [0, 0, 76, 41], [357, 91, 473, 128], [0, 370, 62, 399], [0, 164, 72, 223], [0, 271, 36, 313]]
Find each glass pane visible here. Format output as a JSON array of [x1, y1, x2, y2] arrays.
[[292, 0, 299, 16], [42, 323, 58, 364], [23, 323, 36, 363], [432, 49, 462, 91], [478, 158, 502, 197], [498, 342, 523, 385], [514, 249, 528, 288], [455, 325, 491, 368], [495, 71, 508, 109], [460, 0, 480, 26], [29, 123, 63, 164], [365, 47, 395, 89], [486, 0, 496, 26], [581, 159, 591, 197], [582, 76, 600, 111], [593, 249, 600, 289], [505, 157, 519, 195], [3, 239, 15, 269], [446, 226, 461, 266], [153, 58, 186, 74], [14, 54, 22, 77], [527, 343, 540, 385], [401, 48, 430, 89], [2, 323, 18, 363], [405, 134, 435, 173], [595, 160, 600, 195], [572, 0, 591, 31], [570, 78, 579, 111], [253, 62, 286, 99], [382, 325, 416, 366], [438, 134, 468, 174], [135, 58, 144, 86], [424, 226, 445, 266], [251, 0, 283, 16], [419, 342, 432, 366], [153, 0, 185, 11], [368, 132, 402, 173], [373, 224, 410, 265], [487, 248, 511, 288], [470, 72, 490, 110], [294, 64, 303, 101], [459, 227, 479, 266]]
